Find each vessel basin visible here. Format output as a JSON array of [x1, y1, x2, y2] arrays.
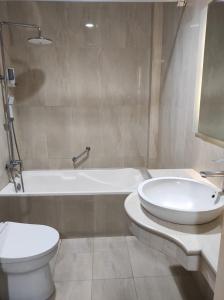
[[138, 177, 224, 225]]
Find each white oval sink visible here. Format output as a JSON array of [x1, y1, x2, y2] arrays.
[[138, 177, 224, 225]]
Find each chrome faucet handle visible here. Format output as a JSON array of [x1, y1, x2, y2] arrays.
[[200, 171, 224, 178], [212, 158, 224, 163]]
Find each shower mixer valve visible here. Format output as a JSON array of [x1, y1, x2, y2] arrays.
[[6, 159, 23, 174], [5, 159, 24, 192]]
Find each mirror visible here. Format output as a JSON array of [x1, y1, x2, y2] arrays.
[[197, 0, 224, 146]]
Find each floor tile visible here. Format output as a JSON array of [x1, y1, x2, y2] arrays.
[[51, 237, 210, 300], [59, 238, 93, 253], [50, 280, 92, 300], [93, 236, 127, 251], [93, 237, 132, 279], [134, 276, 204, 300], [92, 278, 137, 300], [126, 236, 185, 277], [54, 238, 93, 281]]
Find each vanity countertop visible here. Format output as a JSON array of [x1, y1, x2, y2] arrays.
[[125, 168, 222, 273]]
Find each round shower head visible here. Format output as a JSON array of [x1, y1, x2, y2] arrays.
[[27, 36, 52, 45]]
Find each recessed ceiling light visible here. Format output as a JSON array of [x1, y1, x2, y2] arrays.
[[85, 23, 94, 28]]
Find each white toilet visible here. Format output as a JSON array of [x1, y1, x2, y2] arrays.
[[0, 222, 59, 300]]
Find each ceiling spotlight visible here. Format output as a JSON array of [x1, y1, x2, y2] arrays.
[[85, 23, 94, 28]]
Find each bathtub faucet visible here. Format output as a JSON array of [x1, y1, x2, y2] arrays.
[[6, 159, 23, 176], [6, 159, 25, 192], [200, 170, 224, 203], [200, 171, 224, 178], [72, 146, 91, 167]]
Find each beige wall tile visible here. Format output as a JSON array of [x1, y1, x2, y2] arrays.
[[158, 0, 224, 187], [3, 2, 152, 170], [4, 194, 131, 237], [0, 197, 10, 222], [148, 4, 163, 167], [94, 195, 130, 236], [15, 106, 48, 166], [59, 196, 95, 238], [8, 196, 61, 231], [45, 107, 74, 159]]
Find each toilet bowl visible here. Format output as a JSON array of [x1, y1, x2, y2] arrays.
[[0, 222, 59, 300]]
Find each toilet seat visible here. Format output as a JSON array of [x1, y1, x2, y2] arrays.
[[0, 222, 59, 263]]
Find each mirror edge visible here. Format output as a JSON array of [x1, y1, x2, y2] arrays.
[[193, 0, 224, 148]]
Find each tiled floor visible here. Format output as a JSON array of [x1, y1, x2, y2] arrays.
[[50, 236, 205, 300]]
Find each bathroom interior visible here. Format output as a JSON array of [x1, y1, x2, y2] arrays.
[[0, 0, 224, 299]]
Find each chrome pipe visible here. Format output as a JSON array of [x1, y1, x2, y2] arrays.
[[0, 21, 42, 42], [9, 167, 17, 193], [0, 25, 14, 161], [200, 171, 224, 178], [0, 78, 11, 160], [0, 21, 40, 32]]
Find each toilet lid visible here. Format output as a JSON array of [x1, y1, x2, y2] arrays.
[[0, 222, 59, 263]]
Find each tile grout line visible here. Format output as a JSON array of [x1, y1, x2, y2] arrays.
[[54, 276, 134, 283], [125, 237, 134, 279], [53, 272, 192, 284], [91, 237, 95, 300], [125, 236, 139, 300]]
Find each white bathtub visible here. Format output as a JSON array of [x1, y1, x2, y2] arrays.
[[0, 168, 148, 196]]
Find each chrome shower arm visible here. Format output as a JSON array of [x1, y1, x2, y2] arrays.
[[0, 21, 52, 45], [0, 21, 41, 34], [0, 21, 41, 39]]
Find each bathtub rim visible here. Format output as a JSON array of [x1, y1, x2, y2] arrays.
[[0, 167, 150, 197]]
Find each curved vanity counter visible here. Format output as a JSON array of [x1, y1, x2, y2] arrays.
[[124, 169, 222, 291]]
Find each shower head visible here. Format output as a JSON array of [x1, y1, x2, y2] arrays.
[[28, 27, 52, 45], [0, 22, 53, 45], [27, 35, 52, 45]]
